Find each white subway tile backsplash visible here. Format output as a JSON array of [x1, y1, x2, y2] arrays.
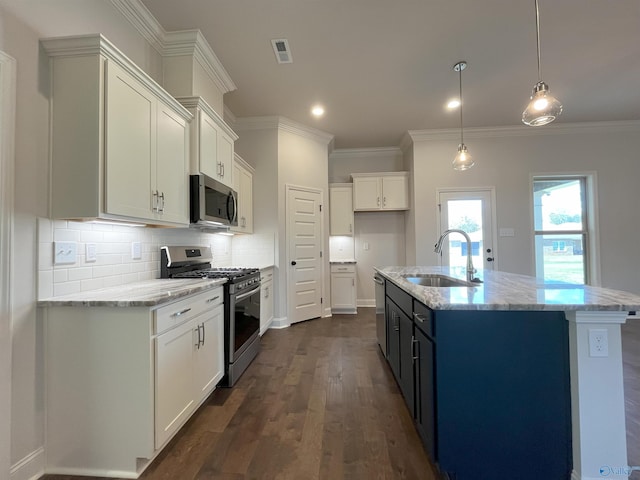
[[53, 269, 68, 283], [68, 267, 93, 281], [37, 220, 276, 300], [53, 281, 81, 297]]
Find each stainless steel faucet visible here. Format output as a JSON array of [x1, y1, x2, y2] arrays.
[[434, 229, 482, 283]]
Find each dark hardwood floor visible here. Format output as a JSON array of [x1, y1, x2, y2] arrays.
[[44, 308, 439, 480], [43, 308, 640, 480]]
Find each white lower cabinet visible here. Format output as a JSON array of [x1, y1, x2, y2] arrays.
[[260, 267, 274, 334], [155, 302, 223, 448], [330, 264, 357, 314], [44, 286, 224, 477]]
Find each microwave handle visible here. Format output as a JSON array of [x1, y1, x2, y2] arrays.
[[227, 190, 238, 224]]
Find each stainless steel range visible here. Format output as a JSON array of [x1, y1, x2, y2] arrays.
[[161, 246, 261, 387]]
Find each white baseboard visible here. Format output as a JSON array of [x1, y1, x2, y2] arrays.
[[323, 306, 332, 317], [269, 316, 290, 329], [357, 299, 375, 308], [10, 447, 44, 480]]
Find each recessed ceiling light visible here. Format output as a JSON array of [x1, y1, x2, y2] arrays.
[[311, 105, 325, 117], [447, 99, 461, 109]]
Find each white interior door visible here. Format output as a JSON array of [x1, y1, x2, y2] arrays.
[[287, 186, 323, 324], [437, 188, 496, 270]]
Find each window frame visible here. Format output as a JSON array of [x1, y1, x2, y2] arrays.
[[530, 173, 600, 286]]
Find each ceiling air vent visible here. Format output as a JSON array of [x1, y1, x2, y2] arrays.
[[271, 39, 293, 64]]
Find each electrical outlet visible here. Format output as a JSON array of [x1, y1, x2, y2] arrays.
[[131, 242, 142, 260], [86, 243, 97, 262], [588, 328, 609, 357]]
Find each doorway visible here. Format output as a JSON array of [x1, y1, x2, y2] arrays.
[[286, 185, 324, 324], [437, 187, 497, 271]]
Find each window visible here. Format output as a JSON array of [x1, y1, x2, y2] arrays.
[[532, 176, 596, 285]]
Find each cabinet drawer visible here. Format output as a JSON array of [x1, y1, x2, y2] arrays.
[[260, 269, 274, 282], [386, 281, 412, 318], [330, 264, 356, 273], [413, 301, 434, 338], [155, 287, 223, 334]]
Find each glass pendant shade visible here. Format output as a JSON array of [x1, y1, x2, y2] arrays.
[[452, 143, 474, 171], [522, 81, 563, 126]]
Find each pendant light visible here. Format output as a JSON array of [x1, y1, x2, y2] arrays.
[[522, 0, 562, 126], [452, 61, 474, 171]]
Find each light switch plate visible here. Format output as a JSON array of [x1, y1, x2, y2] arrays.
[[54, 241, 77, 265]]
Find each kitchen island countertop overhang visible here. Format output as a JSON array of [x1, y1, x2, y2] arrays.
[[375, 265, 640, 312]]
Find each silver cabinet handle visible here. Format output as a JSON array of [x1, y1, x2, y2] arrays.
[[152, 190, 158, 212], [171, 307, 191, 318], [194, 325, 200, 349], [377, 196, 380, 206], [413, 312, 427, 323], [206, 295, 220, 303], [158, 192, 165, 213], [200, 323, 205, 347], [412, 337, 419, 361], [383, 196, 386, 207]]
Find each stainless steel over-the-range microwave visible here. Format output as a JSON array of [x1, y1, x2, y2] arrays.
[[190, 174, 238, 228]]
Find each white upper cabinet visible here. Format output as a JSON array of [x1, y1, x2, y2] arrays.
[[177, 96, 238, 188], [329, 183, 354, 236], [231, 153, 254, 234], [43, 34, 192, 227], [351, 172, 410, 211]]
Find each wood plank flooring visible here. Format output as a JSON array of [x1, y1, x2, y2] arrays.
[[42, 308, 640, 480], [44, 309, 439, 480]]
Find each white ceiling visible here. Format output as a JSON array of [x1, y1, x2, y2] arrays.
[[139, 0, 640, 148]]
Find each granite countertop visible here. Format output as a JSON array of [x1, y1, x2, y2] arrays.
[[375, 266, 640, 312], [38, 278, 227, 308]]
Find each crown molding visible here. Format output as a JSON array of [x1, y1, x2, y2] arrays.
[[109, 0, 165, 53], [176, 96, 238, 140], [406, 120, 640, 144], [235, 116, 334, 145], [110, 0, 236, 94], [330, 147, 402, 161], [42, 34, 192, 122], [163, 30, 236, 94]]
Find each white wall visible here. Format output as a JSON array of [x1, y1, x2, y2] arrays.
[[407, 123, 640, 293], [329, 147, 407, 305]]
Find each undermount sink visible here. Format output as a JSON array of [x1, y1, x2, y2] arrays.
[[402, 274, 472, 288]]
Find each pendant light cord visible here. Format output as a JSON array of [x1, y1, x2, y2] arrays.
[[535, 0, 542, 82], [458, 63, 464, 145]]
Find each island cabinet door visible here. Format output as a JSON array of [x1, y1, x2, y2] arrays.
[[385, 299, 401, 383], [398, 308, 415, 416], [414, 326, 435, 462]]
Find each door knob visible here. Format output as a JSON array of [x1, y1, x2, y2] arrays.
[[291, 261, 297, 266], [487, 257, 494, 262]]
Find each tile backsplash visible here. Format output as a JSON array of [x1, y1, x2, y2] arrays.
[[37, 218, 275, 299]]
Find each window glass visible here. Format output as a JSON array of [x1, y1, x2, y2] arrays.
[[533, 177, 588, 284]]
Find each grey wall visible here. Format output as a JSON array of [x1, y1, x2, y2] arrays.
[[407, 124, 640, 293]]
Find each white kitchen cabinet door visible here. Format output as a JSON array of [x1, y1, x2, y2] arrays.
[[155, 319, 196, 449], [260, 268, 274, 334], [155, 104, 189, 224], [231, 155, 254, 234], [352, 176, 381, 210], [199, 110, 219, 181], [217, 128, 234, 188], [330, 269, 357, 314], [352, 173, 409, 211], [329, 184, 354, 235], [193, 304, 224, 400], [381, 175, 409, 210], [105, 60, 155, 220]]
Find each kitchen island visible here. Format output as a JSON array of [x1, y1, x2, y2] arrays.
[[375, 266, 640, 480]]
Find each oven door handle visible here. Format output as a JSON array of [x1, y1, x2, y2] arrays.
[[235, 285, 261, 302]]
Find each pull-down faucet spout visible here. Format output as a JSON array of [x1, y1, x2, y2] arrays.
[[434, 229, 482, 283]]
